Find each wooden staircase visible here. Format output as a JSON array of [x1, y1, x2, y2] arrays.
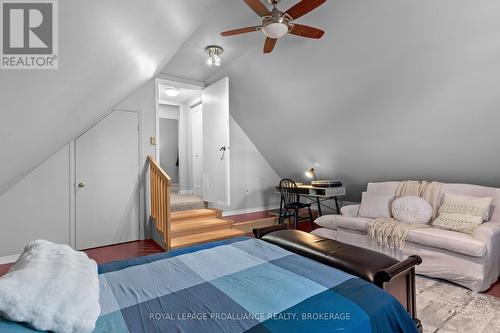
[[170, 209, 244, 249], [148, 156, 244, 251]]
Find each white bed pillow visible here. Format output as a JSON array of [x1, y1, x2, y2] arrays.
[[0, 240, 100, 333], [391, 196, 432, 224], [358, 192, 395, 219], [314, 215, 337, 230]]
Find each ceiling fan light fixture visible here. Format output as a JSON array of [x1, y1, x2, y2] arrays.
[[164, 87, 180, 97], [205, 45, 224, 66], [262, 22, 288, 39]]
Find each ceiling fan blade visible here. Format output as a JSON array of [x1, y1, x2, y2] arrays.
[[263, 38, 277, 53], [285, 0, 326, 20], [289, 24, 324, 39], [243, 0, 271, 17], [221, 26, 261, 36]]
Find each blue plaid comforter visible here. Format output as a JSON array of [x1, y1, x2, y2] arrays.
[[0, 237, 417, 333]]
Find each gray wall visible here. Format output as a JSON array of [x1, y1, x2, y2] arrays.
[[207, 0, 500, 201], [159, 118, 180, 184]]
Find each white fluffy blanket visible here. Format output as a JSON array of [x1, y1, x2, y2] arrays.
[[0, 240, 100, 333]]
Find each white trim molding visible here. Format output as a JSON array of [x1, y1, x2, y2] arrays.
[[220, 204, 281, 217]]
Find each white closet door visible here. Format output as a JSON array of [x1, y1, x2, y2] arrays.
[[201, 77, 230, 206], [191, 104, 203, 197], [75, 110, 140, 249]]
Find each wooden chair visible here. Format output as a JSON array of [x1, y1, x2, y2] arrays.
[[278, 179, 314, 229]]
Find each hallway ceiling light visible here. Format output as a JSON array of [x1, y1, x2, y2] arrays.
[[205, 45, 224, 66], [164, 87, 180, 97]]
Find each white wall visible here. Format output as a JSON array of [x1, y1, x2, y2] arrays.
[[159, 104, 180, 120], [0, 146, 70, 257], [209, 116, 281, 215], [115, 79, 157, 239]]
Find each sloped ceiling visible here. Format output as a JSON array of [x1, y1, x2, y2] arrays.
[[0, 0, 215, 194], [163, 0, 500, 200]]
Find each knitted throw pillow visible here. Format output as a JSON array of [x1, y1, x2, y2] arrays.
[[391, 196, 432, 224], [432, 193, 493, 234]]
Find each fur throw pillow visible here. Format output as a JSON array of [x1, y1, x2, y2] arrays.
[[391, 196, 433, 224]]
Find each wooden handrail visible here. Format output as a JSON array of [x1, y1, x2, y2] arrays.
[[148, 156, 171, 250]]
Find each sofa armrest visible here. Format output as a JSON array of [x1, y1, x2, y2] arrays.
[[473, 221, 500, 243], [340, 204, 360, 217]]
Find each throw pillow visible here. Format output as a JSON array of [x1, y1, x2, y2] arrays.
[[391, 196, 433, 224], [432, 213, 484, 234], [438, 193, 493, 221], [358, 192, 395, 219], [432, 193, 494, 233]]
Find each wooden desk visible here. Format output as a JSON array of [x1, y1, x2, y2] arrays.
[[275, 184, 346, 216]]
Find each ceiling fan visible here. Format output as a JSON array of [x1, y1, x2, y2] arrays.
[[221, 0, 326, 53]]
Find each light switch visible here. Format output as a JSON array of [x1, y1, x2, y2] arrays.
[[150, 136, 156, 145]]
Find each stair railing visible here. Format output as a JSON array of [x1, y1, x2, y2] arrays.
[[147, 156, 171, 250]]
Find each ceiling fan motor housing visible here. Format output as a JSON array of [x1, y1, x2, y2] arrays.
[[261, 8, 290, 39]]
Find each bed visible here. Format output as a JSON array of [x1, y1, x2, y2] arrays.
[[0, 236, 417, 332]]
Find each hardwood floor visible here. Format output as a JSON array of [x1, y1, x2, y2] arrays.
[[0, 216, 498, 299]]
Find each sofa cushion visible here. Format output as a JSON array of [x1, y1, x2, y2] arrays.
[[337, 216, 487, 257], [314, 215, 337, 230], [406, 228, 487, 257], [358, 192, 395, 219], [337, 216, 373, 232], [392, 196, 432, 224]]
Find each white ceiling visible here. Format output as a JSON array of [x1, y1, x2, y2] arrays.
[[161, 0, 324, 82], [4, 0, 500, 200], [0, 0, 216, 194]]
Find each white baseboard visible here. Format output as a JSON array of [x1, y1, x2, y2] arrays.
[[0, 254, 19, 265], [222, 204, 281, 217]]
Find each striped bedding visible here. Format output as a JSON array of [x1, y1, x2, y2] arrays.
[[0, 237, 417, 333]]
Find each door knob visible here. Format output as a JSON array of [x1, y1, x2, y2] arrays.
[[78, 182, 86, 188]]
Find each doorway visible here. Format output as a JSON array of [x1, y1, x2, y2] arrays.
[[155, 76, 231, 209], [158, 104, 179, 191]]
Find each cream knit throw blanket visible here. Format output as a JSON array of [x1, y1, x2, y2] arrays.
[[367, 181, 442, 249]]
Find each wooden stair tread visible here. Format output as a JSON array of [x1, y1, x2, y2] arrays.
[[171, 218, 233, 232], [171, 209, 218, 222], [171, 229, 245, 249]]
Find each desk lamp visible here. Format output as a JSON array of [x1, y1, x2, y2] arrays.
[[305, 168, 317, 181]]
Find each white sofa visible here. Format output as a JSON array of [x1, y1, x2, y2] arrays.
[[312, 181, 500, 292]]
